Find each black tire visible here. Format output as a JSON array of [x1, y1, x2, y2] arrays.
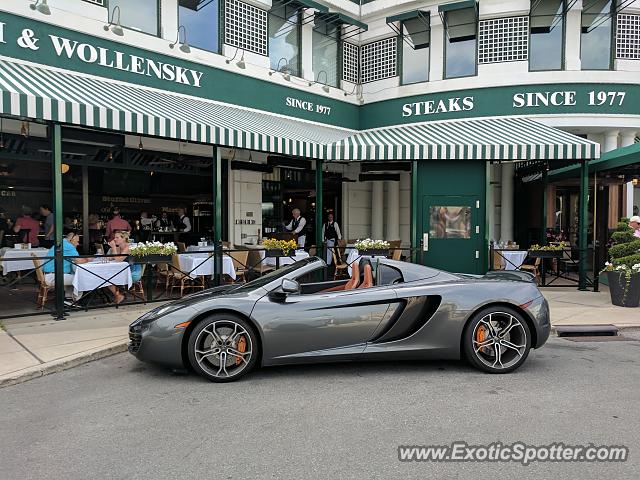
[[463, 306, 531, 374], [187, 313, 259, 382]]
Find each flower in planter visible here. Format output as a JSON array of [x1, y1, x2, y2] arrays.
[[130, 241, 178, 257], [354, 238, 390, 251], [263, 238, 298, 256]]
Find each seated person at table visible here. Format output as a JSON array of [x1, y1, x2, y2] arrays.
[[42, 232, 90, 300], [13, 206, 40, 247], [107, 231, 142, 304]]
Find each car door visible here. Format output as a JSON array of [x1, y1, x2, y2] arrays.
[[253, 286, 397, 364]]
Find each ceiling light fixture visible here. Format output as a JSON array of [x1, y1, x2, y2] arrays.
[[103, 6, 124, 36], [30, 0, 51, 15], [138, 136, 144, 150], [169, 25, 191, 54]]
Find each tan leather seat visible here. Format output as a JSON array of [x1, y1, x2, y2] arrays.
[[343, 262, 360, 290], [358, 262, 374, 289]]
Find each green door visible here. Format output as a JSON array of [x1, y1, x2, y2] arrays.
[[421, 195, 481, 273]]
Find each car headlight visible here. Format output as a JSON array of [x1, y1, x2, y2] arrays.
[[138, 303, 187, 323]]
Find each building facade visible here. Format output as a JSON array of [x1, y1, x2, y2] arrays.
[[0, 0, 639, 279]]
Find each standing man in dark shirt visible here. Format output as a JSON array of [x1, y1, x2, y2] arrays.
[[40, 205, 54, 248], [177, 207, 192, 243], [322, 212, 342, 265], [285, 208, 307, 248]]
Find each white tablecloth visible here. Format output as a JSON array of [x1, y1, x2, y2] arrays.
[[72, 261, 132, 295], [501, 250, 529, 270], [0, 248, 50, 274], [179, 254, 236, 280], [263, 250, 309, 267]]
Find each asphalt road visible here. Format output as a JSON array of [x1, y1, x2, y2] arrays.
[[2, 333, 640, 480]]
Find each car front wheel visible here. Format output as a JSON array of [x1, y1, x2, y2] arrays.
[[463, 307, 531, 374], [187, 314, 259, 382]]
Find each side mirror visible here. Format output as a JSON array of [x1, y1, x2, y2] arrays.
[[281, 278, 300, 294]]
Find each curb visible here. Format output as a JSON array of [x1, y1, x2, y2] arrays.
[[550, 325, 640, 334], [0, 340, 128, 389]]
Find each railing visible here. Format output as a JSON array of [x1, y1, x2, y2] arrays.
[[0, 244, 419, 320]]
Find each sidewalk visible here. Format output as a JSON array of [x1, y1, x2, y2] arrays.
[[1, 290, 639, 387], [0, 304, 151, 387]]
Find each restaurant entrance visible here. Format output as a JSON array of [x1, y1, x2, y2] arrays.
[[416, 160, 486, 274]]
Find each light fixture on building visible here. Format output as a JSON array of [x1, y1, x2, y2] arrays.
[[61, 163, 70, 174], [138, 136, 144, 150], [225, 48, 246, 69], [633, 178, 639, 186], [0, 117, 4, 149], [308, 70, 330, 93], [103, 6, 124, 36], [269, 58, 291, 81], [30, 0, 51, 15], [20, 121, 29, 138], [169, 25, 191, 54], [107, 150, 113, 161]]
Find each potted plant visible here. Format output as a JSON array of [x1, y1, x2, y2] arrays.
[[263, 238, 298, 257], [355, 238, 391, 256], [528, 242, 566, 258], [602, 219, 640, 308], [129, 241, 178, 264]]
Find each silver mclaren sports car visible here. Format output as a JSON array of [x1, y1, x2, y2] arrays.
[[129, 257, 550, 382]]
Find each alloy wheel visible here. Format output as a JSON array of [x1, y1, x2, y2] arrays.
[[471, 312, 528, 371], [193, 320, 253, 379]]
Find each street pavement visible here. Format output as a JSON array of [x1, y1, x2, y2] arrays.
[[1, 332, 640, 480]]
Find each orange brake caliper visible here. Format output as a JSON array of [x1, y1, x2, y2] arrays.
[[476, 326, 487, 352], [236, 335, 247, 365]]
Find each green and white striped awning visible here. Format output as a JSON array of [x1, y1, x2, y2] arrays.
[[0, 57, 600, 163], [0, 57, 352, 158], [325, 117, 600, 161]]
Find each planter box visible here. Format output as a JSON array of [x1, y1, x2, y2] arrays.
[[359, 249, 390, 257], [528, 250, 563, 259], [128, 254, 172, 264], [265, 249, 285, 258], [607, 271, 640, 308]]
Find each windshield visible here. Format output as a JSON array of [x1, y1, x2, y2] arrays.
[[231, 258, 320, 292]]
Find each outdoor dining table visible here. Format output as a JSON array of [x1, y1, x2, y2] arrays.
[[178, 253, 236, 280], [0, 247, 50, 275], [261, 250, 309, 267], [500, 250, 528, 270], [72, 260, 132, 296]]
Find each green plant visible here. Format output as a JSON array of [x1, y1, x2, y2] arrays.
[[354, 238, 390, 251], [602, 219, 640, 303], [529, 242, 566, 251], [129, 241, 178, 257]]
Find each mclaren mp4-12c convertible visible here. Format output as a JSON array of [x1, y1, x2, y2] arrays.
[[129, 257, 550, 382]]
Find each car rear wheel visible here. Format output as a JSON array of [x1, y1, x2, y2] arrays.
[[187, 314, 259, 382], [463, 307, 531, 374]]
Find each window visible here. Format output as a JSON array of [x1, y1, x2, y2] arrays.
[[616, 13, 640, 60], [401, 17, 430, 85], [429, 206, 471, 239], [530, 0, 565, 71], [444, 6, 477, 78], [581, 0, 614, 70], [179, 0, 219, 53], [108, 0, 159, 36], [343, 42, 360, 83], [478, 17, 528, 64], [361, 37, 397, 83], [269, 1, 301, 77], [313, 18, 340, 87], [225, 0, 268, 56]]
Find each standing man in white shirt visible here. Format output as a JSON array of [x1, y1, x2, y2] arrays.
[[285, 208, 307, 248], [322, 212, 342, 265]]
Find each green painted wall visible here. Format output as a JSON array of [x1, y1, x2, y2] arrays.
[[0, 11, 359, 128]]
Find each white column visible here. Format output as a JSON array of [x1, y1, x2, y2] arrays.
[[429, 13, 444, 81], [500, 163, 515, 242], [385, 181, 400, 240], [301, 17, 315, 82], [621, 131, 637, 217], [371, 182, 384, 239], [564, 0, 583, 71], [603, 130, 620, 153]]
